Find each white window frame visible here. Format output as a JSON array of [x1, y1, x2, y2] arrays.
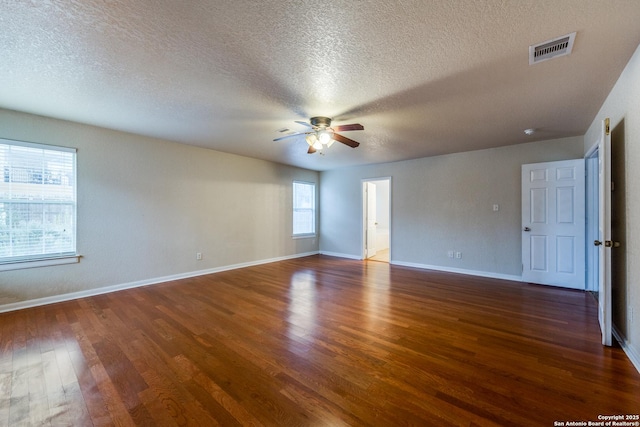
[[0, 138, 79, 271], [292, 181, 316, 238]]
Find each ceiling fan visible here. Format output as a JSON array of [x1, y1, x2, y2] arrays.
[[274, 116, 364, 154]]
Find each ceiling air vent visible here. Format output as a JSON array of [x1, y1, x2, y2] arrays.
[[529, 32, 576, 65]]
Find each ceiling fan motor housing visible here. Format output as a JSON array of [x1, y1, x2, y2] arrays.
[[310, 116, 332, 128]]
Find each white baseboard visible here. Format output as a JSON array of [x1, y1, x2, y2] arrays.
[[318, 253, 523, 283], [0, 251, 319, 314], [613, 325, 640, 374], [391, 260, 523, 283], [319, 251, 363, 260], [318, 253, 522, 282]]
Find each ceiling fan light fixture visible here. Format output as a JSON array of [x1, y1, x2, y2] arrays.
[[318, 130, 332, 145], [305, 134, 317, 146], [312, 140, 323, 150]]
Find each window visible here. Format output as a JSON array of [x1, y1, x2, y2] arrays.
[[293, 181, 315, 237], [0, 138, 77, 269]]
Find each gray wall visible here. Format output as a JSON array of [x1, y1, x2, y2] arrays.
[[320, 137, 584, 278], [0, 108, 318, 306], [584, 43, 640, 365]]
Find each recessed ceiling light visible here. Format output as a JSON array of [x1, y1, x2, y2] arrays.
[[524, 128, 535, 135]]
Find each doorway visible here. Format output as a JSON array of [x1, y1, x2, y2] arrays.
[[362, 178, 391, 262], [585, 118, 626, 346]]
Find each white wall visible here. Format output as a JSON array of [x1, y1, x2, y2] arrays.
[[320, 137, 584, 278], [584, 42, 640, 366], [0, 108, 318, 307]]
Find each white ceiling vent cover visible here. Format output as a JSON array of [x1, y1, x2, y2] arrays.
[[529, 32, 576, 65]]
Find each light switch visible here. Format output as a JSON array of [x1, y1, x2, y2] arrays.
[[493, 204, 499, 212]]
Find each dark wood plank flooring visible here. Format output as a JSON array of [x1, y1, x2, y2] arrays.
[[1, 255, 639, 426]]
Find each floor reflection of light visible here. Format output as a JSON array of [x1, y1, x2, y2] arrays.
[[5, 338, 79, 425], [363, 264, 391, 330], [287, 270, 317, 340]]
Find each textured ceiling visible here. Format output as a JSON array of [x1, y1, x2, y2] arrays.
[[2, 1, 640, 171]]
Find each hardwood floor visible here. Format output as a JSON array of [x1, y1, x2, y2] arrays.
[[1, 255, 639, 426]]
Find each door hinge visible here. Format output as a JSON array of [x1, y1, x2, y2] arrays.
[[605, 118, 610, 135]]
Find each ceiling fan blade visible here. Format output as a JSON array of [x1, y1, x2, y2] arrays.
[[332, 123, 364, 132], [273, 131, 312, 142], [307, 145, 317, 154], [332, 133, 360, 148], [295, 120, 314, 129]]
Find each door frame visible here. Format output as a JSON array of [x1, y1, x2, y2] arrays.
[[585, 145, 600, 292], [361, 177, 392, 261]]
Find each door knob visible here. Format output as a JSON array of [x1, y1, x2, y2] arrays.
[[523, 227, 531, 232], [604, 240, 621, 248], [594, 240, 603, 246]]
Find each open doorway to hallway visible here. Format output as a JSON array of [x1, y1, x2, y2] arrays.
[[362, 178, 391, 263]]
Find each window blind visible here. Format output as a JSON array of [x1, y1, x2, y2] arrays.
[[0, 139, 77, 263], [293, 181, 315, 236]]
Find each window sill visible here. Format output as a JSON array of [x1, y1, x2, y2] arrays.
[[0, 255, 81, 272], [292, 234, 316, 239]]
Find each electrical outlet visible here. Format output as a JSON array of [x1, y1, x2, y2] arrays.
[[455, 252, 462, 259], [447, 250, 454, 258], [493, 204, 500, 212], [196, 252, 202, 260]]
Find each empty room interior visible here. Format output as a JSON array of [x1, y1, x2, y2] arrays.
[[1, 1, 640, 425]]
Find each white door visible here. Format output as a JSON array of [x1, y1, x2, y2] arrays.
[[596, 118, 613, 346], [522, 159, 586, 289], [365, 182, 377, 258]]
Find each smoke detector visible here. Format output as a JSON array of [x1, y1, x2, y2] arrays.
[[529, 32, 576, 65]]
